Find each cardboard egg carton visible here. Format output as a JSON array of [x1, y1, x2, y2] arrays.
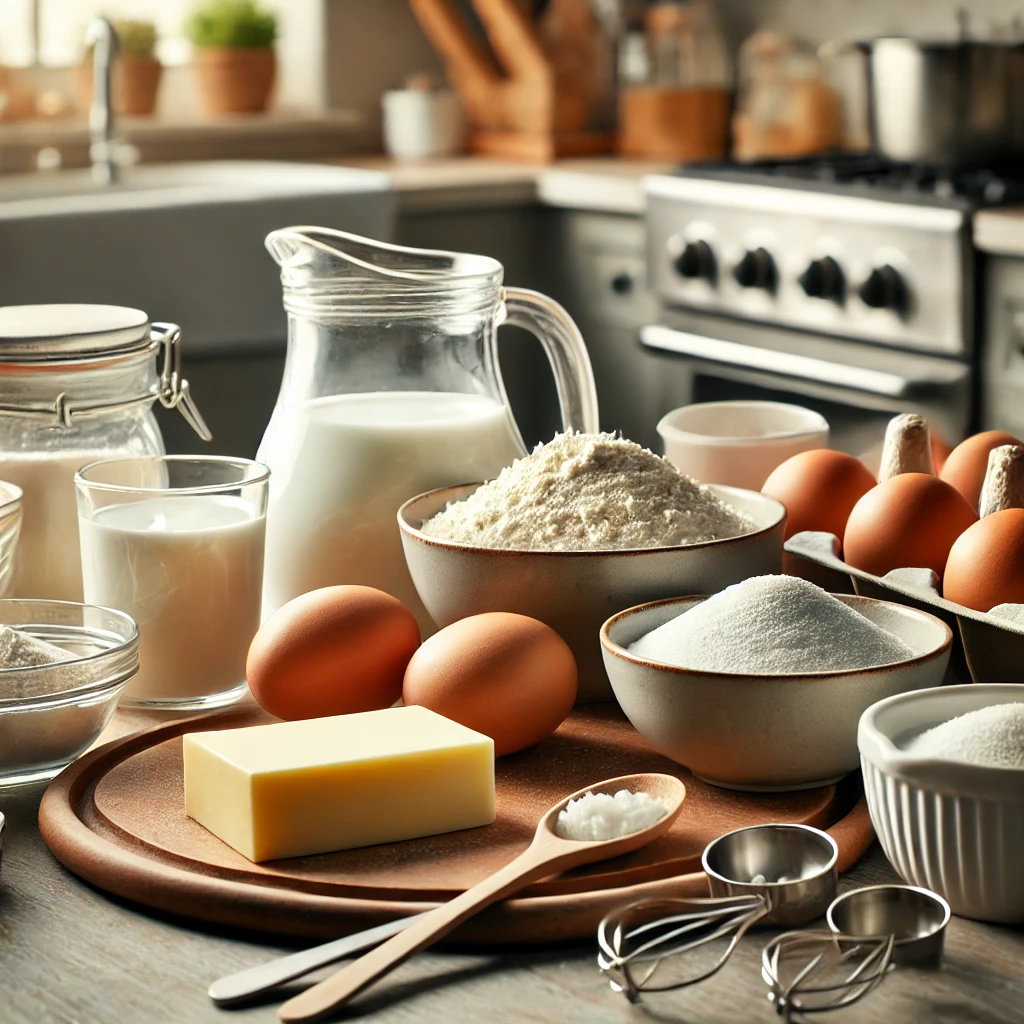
[[785, 531, 1024, 685]]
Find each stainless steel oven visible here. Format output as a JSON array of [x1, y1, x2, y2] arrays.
[[638, 160, 995, 458], [640, 310, 972, 458]]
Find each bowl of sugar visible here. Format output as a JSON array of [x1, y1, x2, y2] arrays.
[[859, 684, 1024, 924], [399, 432, 787, 702], [600, 576, 952, 790]]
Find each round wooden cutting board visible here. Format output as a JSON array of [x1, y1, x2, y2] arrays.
[[39, 706, 875, 944]]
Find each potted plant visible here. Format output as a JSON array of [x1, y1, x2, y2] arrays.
[[76, 20, 162, 117], [186, 0, 277, 116]]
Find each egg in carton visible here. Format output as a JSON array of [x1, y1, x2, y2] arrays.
[[785, 530, 1024, 685]]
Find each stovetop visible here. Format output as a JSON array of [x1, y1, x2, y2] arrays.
[[673, 155, 1024, 210], [646, 155, 984, 355]]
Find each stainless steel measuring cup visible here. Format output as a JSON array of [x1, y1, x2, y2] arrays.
[[761, 884, 951, 1019], [597, 823, 839, 1001]]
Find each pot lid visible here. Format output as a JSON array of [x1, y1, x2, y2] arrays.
[[0, 304, 151, 362]]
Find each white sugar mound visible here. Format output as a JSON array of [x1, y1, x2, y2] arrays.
[[905, 703, 1024, 769], [421, 431, 754, 551], [629, 575, 914, 674], [555, 789, 670, 842]]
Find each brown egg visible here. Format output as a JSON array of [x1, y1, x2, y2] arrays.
[[843, 473, 978, 582], [402, 612, 577, 757], [940, 430, 1022, 511], [247, 586, 420, 721], [762, 449, 876, 543], [944, 508, 1024, 611]]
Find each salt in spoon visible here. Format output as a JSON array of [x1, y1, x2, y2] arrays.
[[277, 772, 686, 1023]]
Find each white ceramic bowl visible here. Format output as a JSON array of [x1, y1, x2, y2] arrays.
[[601, 594, 952, 791], [859, 684, 1024, 924], [399, 482, 786, 702], [658, 401, 829, 491]]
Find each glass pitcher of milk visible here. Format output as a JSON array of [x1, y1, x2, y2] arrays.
[[259, 227, 599, 633]]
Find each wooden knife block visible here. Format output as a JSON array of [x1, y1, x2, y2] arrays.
[[409, 0, 614, 162]]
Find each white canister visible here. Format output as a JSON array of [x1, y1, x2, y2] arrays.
[[382, 86, 464, 162]]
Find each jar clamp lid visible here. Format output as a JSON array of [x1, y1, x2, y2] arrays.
[[0, 304, 211, 439]]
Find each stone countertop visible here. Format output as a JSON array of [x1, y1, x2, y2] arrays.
[[974, 207, 1024, 256], [332, 155, 675, 215]]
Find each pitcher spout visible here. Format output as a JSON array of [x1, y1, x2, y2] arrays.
[[265, 226, 503, 285]]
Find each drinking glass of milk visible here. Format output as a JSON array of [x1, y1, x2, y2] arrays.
[[75, 456, 268, 709]]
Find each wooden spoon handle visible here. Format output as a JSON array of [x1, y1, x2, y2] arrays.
[[277, 842, 558, 1022]]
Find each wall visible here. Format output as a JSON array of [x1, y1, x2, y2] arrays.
[[324, 0, 444, 149], [715, 0, 1023, 44]]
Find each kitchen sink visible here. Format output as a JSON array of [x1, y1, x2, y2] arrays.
[[0, 161, 396, 352]]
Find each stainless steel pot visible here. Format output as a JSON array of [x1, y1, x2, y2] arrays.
[[866, 37, 1024, 167]]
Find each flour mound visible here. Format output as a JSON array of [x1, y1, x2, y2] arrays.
[[906, 704, 1024, 769], [629, 575, 915, 674], [421, 431, 754, 551]]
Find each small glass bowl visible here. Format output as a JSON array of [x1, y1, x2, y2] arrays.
[[0, 481, 23, 598], [0, 599, 139, 787]]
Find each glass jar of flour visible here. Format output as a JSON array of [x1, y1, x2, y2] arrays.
[[0, 304, 211, 602]]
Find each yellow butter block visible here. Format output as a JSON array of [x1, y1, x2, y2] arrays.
[[183, 705, 495, 862]]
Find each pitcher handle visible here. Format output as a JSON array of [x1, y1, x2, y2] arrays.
[[502, 287, 600, 435]]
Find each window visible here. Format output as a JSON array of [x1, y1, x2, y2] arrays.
[[1, 0, 324, 110]]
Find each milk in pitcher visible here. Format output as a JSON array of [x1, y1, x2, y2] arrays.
[[259, 391, 523, 631]]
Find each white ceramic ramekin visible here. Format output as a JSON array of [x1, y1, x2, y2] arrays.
[[657, 401, 828, 491], [858, 684, 1024, 924]]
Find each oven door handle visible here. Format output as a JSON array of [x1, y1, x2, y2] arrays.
[[640, 325, 914, 399]]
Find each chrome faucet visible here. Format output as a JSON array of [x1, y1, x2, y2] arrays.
[[84, 17, 120, 184]]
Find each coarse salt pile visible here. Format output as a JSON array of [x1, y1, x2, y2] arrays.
[[555, 789, 670, 842], [629, 575, 914, 674], [905, 703, 1024, 769], [421, 431, 754, 551]]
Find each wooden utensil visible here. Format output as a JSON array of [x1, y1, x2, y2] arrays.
[[277, 772, 686, 1022], [409, 0, 614, 162]]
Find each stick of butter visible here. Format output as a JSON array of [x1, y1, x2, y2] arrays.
[[183, 705, 495, 862]]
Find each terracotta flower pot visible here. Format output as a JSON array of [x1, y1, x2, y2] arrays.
[[75, 55, 163, 117], [193, 47, 276, 116], [117, 55, 162, 116]]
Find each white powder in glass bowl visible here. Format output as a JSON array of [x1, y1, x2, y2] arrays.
[[421, 431, 754, 551], [555, 789, 670, 841]]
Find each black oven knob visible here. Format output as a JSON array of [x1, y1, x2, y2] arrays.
[[673, 240, 716, 283], [799, 256, 845, 303], [858, 265, 908, 314], [733, 247, 777, 292]]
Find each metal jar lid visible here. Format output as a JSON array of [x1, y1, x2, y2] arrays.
[[0, 304, 153, 362], [0, 304, 211, 439]]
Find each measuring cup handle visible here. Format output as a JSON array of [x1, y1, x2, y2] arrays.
[[502, 287, 600, 435]]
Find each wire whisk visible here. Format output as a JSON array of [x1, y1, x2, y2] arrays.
[[761, 930, 895, 1020], [597, 894, 768, 1001]]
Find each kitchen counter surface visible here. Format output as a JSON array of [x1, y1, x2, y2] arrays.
[[974, 207, 1024, 256], [3, 708, 1023, 1024], [333, 156, 674, 214]]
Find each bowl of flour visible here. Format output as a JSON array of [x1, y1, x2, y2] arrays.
[[600, 576, 952, 789], [398, 433, 786, 702], [859, 683, 1024, 924]]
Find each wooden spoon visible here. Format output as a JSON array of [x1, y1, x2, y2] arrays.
[[277, 772, 686, 1023]]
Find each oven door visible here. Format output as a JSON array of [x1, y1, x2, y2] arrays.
[[641, 312, 973, 459]]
